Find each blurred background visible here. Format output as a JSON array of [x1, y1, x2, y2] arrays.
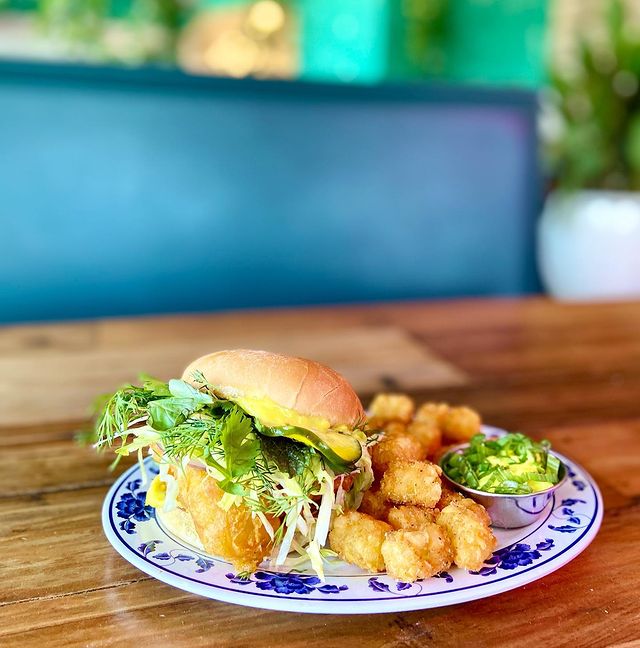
[[2, 0, 640, 323]]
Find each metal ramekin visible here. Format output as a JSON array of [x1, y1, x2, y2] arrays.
[[439, 442, 567, 529]]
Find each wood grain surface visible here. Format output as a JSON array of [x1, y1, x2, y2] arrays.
[[1, 298, 639, 647]]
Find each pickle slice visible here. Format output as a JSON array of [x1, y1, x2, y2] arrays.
[[258, 425, 362, 471]]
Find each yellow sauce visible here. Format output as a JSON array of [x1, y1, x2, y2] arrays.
[[233, 395, 336, 432]]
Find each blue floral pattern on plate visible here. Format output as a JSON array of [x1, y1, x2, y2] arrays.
[[226, 571, 348, 595], [115, 479, 154, 534], [367, 577, 426, 595], [137, 540, 217, 573], [367, 572, 453, 595], [433, 571, 454, 584], [548, 497, 590, 534], [566, 467, 586, 492], [471, 539, 555, 576]]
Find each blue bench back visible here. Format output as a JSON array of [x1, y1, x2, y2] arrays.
[[0, 62, 541, 323]]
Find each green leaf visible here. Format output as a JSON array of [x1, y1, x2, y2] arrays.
[[221, 407, 260, 478], [140, 375, 172, 398], [218, 478, 249, 496], [147, 397, 199, 431], [168, 379, 213, 404], [146, 381, 213, 430], [210, 400, 236, 415]]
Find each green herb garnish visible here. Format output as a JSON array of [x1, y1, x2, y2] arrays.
[[84, 373, 373, 578], [86, 374, 362, 510], [442, 432, 561, 495]]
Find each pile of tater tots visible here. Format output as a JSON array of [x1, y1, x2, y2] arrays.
[[328, 394, 497, 582]]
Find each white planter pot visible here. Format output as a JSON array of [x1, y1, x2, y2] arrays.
[[538, 190, 640, 300]]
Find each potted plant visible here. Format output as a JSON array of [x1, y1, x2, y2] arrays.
[[540, 0, 640, 300]]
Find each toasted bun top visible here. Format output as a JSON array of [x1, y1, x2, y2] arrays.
[[181, 349, 365, 429]]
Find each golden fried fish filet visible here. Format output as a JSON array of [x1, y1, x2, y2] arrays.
[[180, 466, 276, 572]]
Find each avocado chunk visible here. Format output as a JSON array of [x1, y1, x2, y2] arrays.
[[257, 424, 362, 472]]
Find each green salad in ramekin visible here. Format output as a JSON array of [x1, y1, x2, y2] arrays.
[[441, 432, 561, 495]]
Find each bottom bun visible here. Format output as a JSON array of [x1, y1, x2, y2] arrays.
[[156, 505, 206, 552]]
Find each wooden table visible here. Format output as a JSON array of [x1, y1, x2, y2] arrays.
[[2, 298, 639, 647]]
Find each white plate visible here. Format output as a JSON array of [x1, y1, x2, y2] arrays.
[[102, 439, 602, 614]]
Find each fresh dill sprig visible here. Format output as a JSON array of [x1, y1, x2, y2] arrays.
[[354, 414, 369, 433], [94, 384, 156, 448], [156, 416, 220, 462]]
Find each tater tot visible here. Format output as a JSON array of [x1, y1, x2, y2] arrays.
[[436, 500, 496, 571], [407, 420, 442, 457], [380, 460, 442, 508], [437, 486, 491, 524], [441, 406, 482, 443], [436, 485, 465, 510], [329, 511, 391, 572], [387, 505, 437, 531], [371, 433, 427, 477], [453, 497, 492, 526], [381, 525, 453, 582], [384, 421, 408, 437], [369, 393, 415, 423], [415, 402, 449, 426], [359, 488, 392, 521]]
